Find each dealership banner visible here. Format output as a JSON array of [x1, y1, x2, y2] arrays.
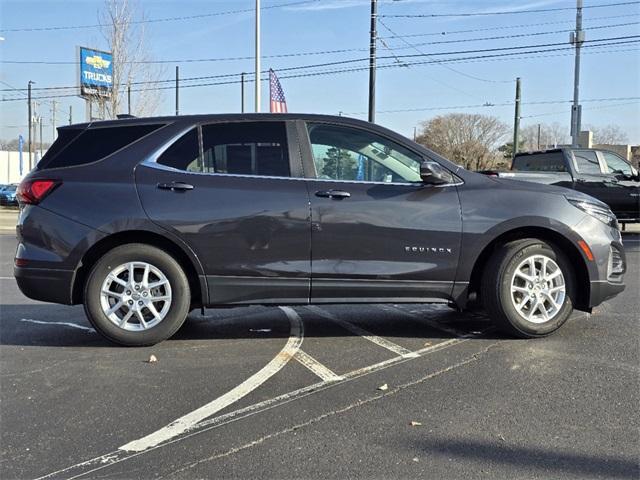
[[78, 46, 113, 98]]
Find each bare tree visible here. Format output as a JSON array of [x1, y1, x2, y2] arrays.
[[90, 0, 164, 119], [415, 113, 509, 170], [585, 124, 629, 144], [519, 122, 570, 150]]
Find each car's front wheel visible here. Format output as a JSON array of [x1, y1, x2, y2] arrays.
[[482, 238, 575, 338], [84, 244, 191, 346]]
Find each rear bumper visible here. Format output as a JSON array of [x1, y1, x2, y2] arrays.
[[588, 280, 625, 307], [14, 267, 75, 305]]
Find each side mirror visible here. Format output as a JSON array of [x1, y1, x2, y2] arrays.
[[420, 161, 451, 185]]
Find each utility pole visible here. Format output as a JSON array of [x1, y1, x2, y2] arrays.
[[51, 100, 57, 142], [69, 105, 73, 125], [127, 83, 132, 115], [368, 0, 377, 123], [241, 72, 246, 113], [570, 0, 584, 146], [512, 77, 521, 158], [537, 123, 541, 149], [27, 80, 34, 170], [255, 0, 261, 113], [175, 66, 180, 116]]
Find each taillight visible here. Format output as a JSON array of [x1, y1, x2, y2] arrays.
[[16, 179, 60, 205]]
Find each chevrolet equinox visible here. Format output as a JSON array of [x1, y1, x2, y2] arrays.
[[14, 114, 626, 346]]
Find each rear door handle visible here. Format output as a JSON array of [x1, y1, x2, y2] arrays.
[[315, 189, 351, 200], [157, 182, 194, 191]]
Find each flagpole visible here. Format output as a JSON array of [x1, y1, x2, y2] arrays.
[[255, 0, 261, 113]]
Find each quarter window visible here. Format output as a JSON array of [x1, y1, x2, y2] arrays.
[[201, 122, 290, 177], [573, 150, 603, 174], [307, 123, 423, 183], [40, 124, 162, 169]]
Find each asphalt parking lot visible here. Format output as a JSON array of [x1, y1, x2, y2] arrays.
[[1, 226, 638, 479]]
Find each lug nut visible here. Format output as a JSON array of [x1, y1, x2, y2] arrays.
[[142, 292, 148, 297], [138, 301, 143, 306], [135, 285, 140, 291], [126, 290, 131, 295], [128, 300, 133, 305]]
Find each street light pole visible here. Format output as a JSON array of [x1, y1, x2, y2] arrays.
[[255, 0, 261, 113], [368, 0, 377, 123]]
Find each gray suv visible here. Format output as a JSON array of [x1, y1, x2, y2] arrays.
[[14, 114, 626, 346]]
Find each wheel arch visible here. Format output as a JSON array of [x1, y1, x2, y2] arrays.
[[71, 230, 206, 307], [466, 226, 591, 311]]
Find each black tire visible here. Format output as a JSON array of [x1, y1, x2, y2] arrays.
[[84, 244, 191, 346], [481, 238, 575, 338]]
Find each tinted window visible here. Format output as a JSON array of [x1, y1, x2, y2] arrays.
[[38, 128, 83, 166], [573, 150, 602, 174], [40, 124, 162, 169], [512, 152, 566, 172], [307, 123, 422, 183], [157, 128, 201, 172], [201, 122, 290, 177]]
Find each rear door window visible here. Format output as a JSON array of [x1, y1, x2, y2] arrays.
[[512, 152, 566, 172], [573, 150, 603, 175], [200, 122, 290, 177], [157, 128, 201, 172], [39, 124, 162, 169]]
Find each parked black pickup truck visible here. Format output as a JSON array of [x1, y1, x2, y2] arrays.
[[482, 148, 640, 223]]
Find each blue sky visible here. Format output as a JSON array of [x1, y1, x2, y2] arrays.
[[1, 0, 639, 145]]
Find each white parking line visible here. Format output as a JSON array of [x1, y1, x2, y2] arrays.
[[294, 349, 343, 382], [20, 318, 96, 333], [37, 332, 478, 480], [118, 306, 303, 453], [307, 306, 420, 358]]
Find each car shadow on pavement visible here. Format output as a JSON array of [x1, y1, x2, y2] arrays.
[[0, 303, 508, 348], [406, 436, 638, 479]]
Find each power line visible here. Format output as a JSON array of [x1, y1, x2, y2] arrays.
[[3, 21, 637, 67], [380, 1, 640, 18], [384, 22, 640, 50], [343, 97, 640, 115], [377, 17, 512, 84], [377, 13, 640, 40], [2, 41, 637, 102], [0, 0, 322, 33], [4, 35, 637, 94]]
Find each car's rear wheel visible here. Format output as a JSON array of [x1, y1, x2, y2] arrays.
[[481, 239, 575, 338], [84, 244, 191, 346]]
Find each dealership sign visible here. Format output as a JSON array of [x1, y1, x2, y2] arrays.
[[78, 46, 113, 98]]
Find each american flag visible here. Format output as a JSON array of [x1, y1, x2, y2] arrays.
[[269, 69, 288, 113]]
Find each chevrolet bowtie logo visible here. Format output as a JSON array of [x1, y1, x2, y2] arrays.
[[86, 55, 111, 69], [405, 246, 452, 254]]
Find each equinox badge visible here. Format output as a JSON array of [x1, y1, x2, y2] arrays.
[[405, 246, 452, 254]]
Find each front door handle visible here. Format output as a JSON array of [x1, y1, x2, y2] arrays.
[[315, 189, 351, 200], [157, 182, 194, 191]]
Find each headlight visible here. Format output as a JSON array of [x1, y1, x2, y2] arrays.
[[568, 199, 618, 228]]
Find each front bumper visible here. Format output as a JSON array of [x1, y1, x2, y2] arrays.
[[588, 280, 626, 307]]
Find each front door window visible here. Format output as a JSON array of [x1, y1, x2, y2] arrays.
[[307, 123, 423, 183]]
